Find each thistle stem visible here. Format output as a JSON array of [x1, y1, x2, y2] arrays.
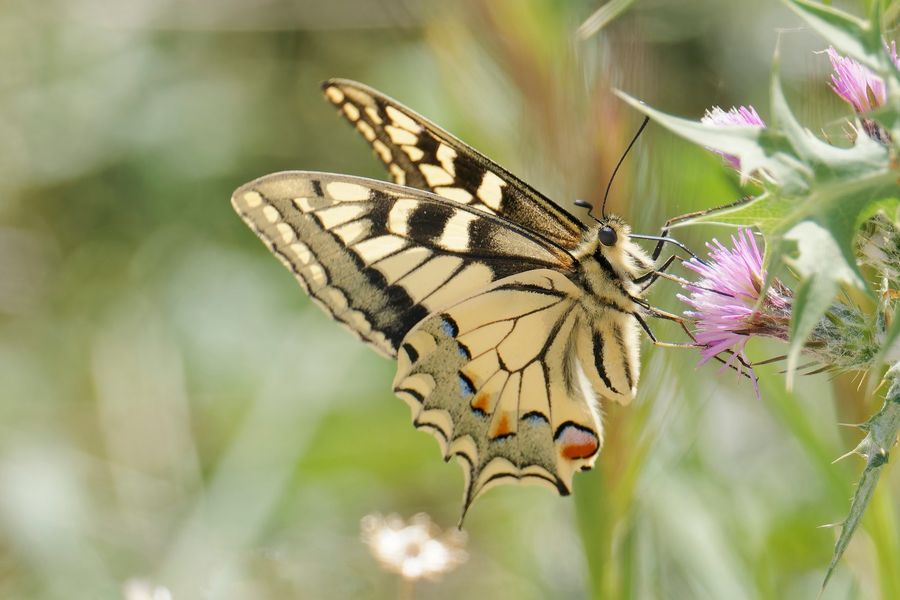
[[822, 363, 900, 591]]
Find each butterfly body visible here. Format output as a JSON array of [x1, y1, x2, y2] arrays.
[[570, 218, 651, 402], [232, 80, 654, 515]]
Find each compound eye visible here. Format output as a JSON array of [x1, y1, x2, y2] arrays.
[[598, 226, 618, 247]]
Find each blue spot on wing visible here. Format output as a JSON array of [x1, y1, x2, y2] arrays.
[[440, 315, 458, 337], [522, 411, 549, 425], [458, 373, 475, 398]]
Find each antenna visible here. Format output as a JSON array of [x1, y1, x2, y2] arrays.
[[600, 116, 650, 218], [573, 198, 598, 222]]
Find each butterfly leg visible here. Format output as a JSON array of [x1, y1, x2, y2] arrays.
[[643, 215, 700, 262], [643, 198, 751, 261], [633, 303, 755, 377], [634, 253, 678, 291], [631, 218, 704, 291], [632, 311, 695, 348], [647, 224, 673, 263], [630, 297, 696, 342], [639, 196, 756, 269]]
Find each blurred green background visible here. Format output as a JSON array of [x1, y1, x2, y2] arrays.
[[2, 0, 898, 598]]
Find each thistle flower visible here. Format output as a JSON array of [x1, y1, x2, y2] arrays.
[[360, 513, 467, 581], [701, 106, 766, 170], [679, 228, 886, 386], [826, 42, 898, 142], [677, 229, 791, 386], [826, 46, 886, 113]]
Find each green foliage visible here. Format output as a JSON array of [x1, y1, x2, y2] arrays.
[[577, 0, 637, 39], [3, 1, 898, 598]]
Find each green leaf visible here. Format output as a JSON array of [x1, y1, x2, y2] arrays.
[[784, 0, 884, 72], [783, 224, 844, 387], [577, 0, 637, 39], [666, 192, 794, 230], [614, 90, 807, 193], [823, 363, 900, 590]]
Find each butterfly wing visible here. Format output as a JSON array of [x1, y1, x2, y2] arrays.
[[393, 269, 631, 517], [322, 79, 587, 247], [231, 171, 576, 357]]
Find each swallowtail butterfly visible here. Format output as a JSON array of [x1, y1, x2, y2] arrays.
[[232, 79, 666, 518]]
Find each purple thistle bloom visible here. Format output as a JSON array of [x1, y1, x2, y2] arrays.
[[826, 46, 886, 113], [678, 229, 793, 390], [701, 106, 765, 170]]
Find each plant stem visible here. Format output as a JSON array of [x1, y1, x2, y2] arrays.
[[822, 362, 900, 591]]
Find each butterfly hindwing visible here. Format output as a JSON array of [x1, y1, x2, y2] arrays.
[[231, 171, 576, 357], [393, 269, 623, 515], [322, 79, 587, 248]]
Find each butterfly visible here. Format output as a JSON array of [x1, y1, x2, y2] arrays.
[[231, 79, 679, 519]]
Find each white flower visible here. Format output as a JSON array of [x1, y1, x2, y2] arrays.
[[360, 513, 467, 580], [123, 579, 173, 600]]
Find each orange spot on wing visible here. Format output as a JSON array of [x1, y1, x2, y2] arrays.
[[557, 424, 600, 460], [492, 414, 511, 438], [471, 393, 490, 413], [561, 440, 599, 460]]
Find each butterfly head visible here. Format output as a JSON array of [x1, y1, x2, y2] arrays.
[[572, 199, 629, 250], [597, 223, 618, 247], [594, 215, 629, 248], [586, 215, 652, 281]]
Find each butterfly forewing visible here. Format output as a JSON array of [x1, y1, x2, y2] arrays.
[[322, 79, 587, 248], [232, 171, 575, 357]]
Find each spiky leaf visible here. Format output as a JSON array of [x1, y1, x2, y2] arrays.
[[822, 364, 900, 590]]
